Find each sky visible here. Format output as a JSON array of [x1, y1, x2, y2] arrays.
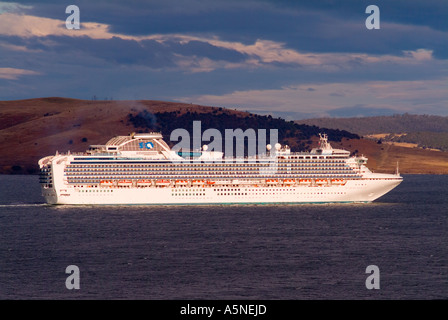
[[0, 0, 447, 119]]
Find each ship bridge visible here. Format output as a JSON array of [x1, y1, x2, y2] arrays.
[[310, 133, 350, 157]]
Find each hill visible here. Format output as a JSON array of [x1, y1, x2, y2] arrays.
[[0, 97, 359, 174], [330, 137, 448, 175], [0, 97, 447, 175], [296, 113, 448, 152], [0, 97, 221, 174]]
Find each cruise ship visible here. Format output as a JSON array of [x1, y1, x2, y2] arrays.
[[38, 132, 402, 205]]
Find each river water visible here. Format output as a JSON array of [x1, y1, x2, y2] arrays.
[[0, 174, 446, 300]]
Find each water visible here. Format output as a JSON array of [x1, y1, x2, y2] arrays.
[[0, 175, 446, 300]]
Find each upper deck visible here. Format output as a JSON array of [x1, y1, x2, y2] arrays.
[[44, 132, 353, 163]]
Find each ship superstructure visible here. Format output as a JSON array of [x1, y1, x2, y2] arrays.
[[38, 132, 402, 205]]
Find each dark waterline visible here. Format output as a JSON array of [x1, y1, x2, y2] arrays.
[[0, 174, 446, 299]]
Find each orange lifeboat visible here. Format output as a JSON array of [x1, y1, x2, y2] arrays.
[[175, 180, 188, 186], [100, 180, 114, 186], [137, 179, 152, 187], [331, 179, 347, 185], [117, 180, 133, 187], [156, 180, 171, 187]]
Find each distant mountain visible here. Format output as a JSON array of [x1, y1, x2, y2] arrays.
[[296, 113, 448, 152], [252, 106, 402, 121], [325, 105, 400, 118], [296, 113, 448, 135]]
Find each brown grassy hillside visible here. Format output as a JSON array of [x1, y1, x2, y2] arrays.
[[1, 97, 447, 174], [332, 138, 448, 175], [0, 97, 236, 174]]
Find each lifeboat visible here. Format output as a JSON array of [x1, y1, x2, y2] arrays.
[[192, 180, 205, 186], [137, 179, 152, 187], [100, 180, 114, 186], [156, 180, 170, 187], [283, 179, 295, 185], [298, 179, 311, 185], [331, 179, 347, 185], [117, 180, 133, 187], [206, 180, 216, 185], [266, 179, 279, 185], [315, 179, 328, 185], [175, 180, 189, 186]]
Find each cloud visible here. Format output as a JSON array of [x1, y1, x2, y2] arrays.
[[0, 0, 446, 116], [329, 92, 344, 97], [0, 67, 40, 80], [180, 79, 448, 117], [0, 2, 444, 89], [0, 41, 42, 52], [2, 1, 447, 58], [403, 49, 433, 61], [138, 36, 440, 71], [0, 2, 32, 14], [0, 13, 113, 39], [0, 11, 440, 72]]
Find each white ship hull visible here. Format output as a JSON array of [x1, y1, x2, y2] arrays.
[[41, 174, 402, 205]]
